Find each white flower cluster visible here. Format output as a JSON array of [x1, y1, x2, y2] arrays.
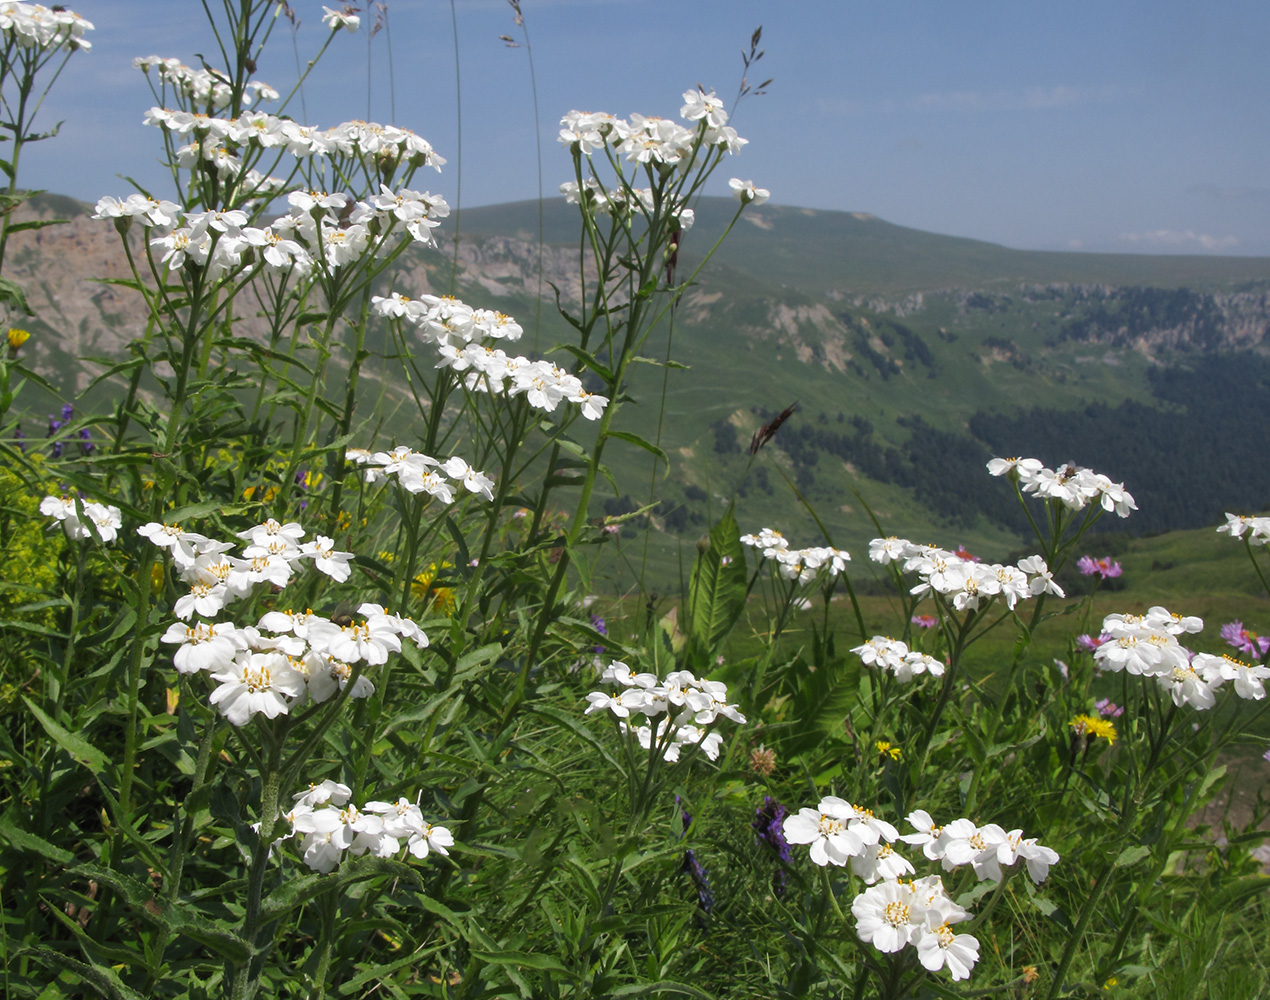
[[559, 88, 747, 166], [584, 661, 746, 762], [987, 457, 1137, 517], [371, 293, 609, 420], [161, 601, 426, 727], [852, 636, 945, 682], [140, 517, 356, 620], [869, 537, 1063, 611], [784, 799, 1059, 882], [785, 800, 1059, 981], [1093, 607, 1270, 708], [1218, 512, 1270, 545], [95, 185, 449, 281], [899, 810, 1059, 884], [134, 56, 277, 113], [39, 495, 121, 542], [852, 877, 978, 981], [345, 447, 495, 502], [740, 528, 850, 585], [281, 780, 452, 875], [1, 3, 93, 52], [138, 103, 443, 173]]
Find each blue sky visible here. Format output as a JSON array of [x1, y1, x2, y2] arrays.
[[23, 0, 1270, 255]]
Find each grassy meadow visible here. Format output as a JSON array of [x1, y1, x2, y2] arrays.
[[1, 6, 1270, 1000]]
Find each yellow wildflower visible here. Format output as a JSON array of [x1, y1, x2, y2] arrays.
[[875, 740, 902, 761], [7, 327, 30, 351], [413, 562, 456, 615], [1069, 714, 1117, 745]]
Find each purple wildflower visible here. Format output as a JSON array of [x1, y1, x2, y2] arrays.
[[78, 427, 95, 457], [1077, 555, 1123, 580], [590, 613, 607, 654], [1221, 620, 1270, 658], [681, 849, 714, 914], [677, 802, 713, 915], [752, 796, 790, 897], [13, 425, 24, 453], [1094, 698, 1123, 718], [911, 614, 937, 629], [1076, 633, 1111, 653]]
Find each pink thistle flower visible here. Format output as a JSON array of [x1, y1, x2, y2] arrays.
[[1077, 555, 1123, 580], [1221, 620, 1270, 658], [954, 545, 980, 563], [1076, 633, 1111, 653], [911, 614, 938, 629]]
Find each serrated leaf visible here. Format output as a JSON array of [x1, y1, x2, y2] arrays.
[[0, 820, 74, 865], [22, 697, 107, 775], [6, 217, 66, 235], [22, 947, 146, 1000], [686, 508, 747, 656]]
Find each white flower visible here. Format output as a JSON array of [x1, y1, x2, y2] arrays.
[[783, 802, 867, 867], [851, 879, 924, 953], [1193, 652, 1270, 700], [161, 621, 245, 674], [294, 779, 353, 808], [406, 820, 454, 859], [916, 919, 979, 981], [300, 535, 355, 582], [728, 178, 770, 206], [208, 652, 306, 726], [321, 6, 360, 32]]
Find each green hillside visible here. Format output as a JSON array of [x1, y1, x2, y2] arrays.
[[456, 197, 1270, 295], [418, 198, 1270, 583]]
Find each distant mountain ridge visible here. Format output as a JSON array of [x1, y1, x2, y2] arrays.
[[12, 193, 1270, 569], [455, 197, 1270, 296]]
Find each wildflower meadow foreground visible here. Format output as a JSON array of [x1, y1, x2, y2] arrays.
[[1, 5, 1268, 999]]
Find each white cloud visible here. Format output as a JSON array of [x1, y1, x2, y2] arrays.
[[1117, 229, 1240, 253]]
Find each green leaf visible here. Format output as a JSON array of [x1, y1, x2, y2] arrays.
[[0, 819, 74, 865], [0, 275, 31, 315], [68, 863, 154, 910], [6, 217, 66, 236], [161, 905, 252, 962], [1114, 844, 1152, 868], [605, 430, 668, 467], [685, 508, 747, 657], [470, 948, 571, 974], [22, 697, 107, 775], [163, 499, 253, 523], [21, 947, 146, 1000], [260, 855, 423, 921], [610, 982, 715, 999]]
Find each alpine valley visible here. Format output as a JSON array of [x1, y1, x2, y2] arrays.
[[13, 193, 1270, 584]]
